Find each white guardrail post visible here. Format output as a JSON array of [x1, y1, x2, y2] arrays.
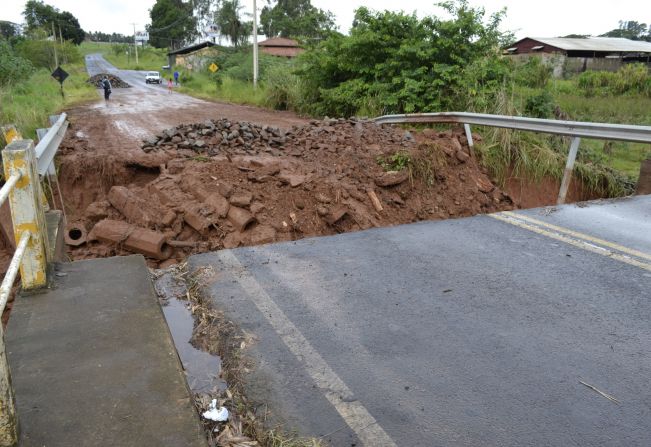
[[2, 140, 49, 289]]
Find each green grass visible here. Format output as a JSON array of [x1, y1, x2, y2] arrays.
[[79, 41, 166, 71], [0, 63, 97, 141], [79, 41, 110, 56], [510, 82, 651, 180], [178, 72, 268, 107]]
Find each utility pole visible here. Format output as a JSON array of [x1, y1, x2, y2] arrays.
[[252, 0, 259, 88], [131, 23, 139, 66], [51, 22, 58, 67]]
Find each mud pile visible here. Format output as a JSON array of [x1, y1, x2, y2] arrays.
[[88, 73, 131, 88], [59, 119, 514, 268]]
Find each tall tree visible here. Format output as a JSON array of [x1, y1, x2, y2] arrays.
[[601, 20, 650, 41], [260, 0, 335, 40], [23, 0, 85, 44], [215, 0, 251, 47], [0, 22, 18, 39], [147, 0, 197, 49]]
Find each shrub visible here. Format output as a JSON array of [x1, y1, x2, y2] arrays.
[[513, 56, 553, 88], [291, 0, 510, 117], [577, 63, 650, 97], [0, 40, 34, 86], [524, 90, 554, 118]]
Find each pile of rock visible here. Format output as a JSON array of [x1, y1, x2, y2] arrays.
[[140, 117, 416, 157], [88, 73, 131, 88]]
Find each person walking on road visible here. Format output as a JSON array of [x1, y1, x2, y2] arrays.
[[102, 76, 112, 105], [173, 70, 179, 86], [167, 77, 173, 94]]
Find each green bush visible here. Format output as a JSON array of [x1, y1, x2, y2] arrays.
[[524, 90, 554, 118], [16, 39, 81, 69], [577, 64, 650, 97], [0, 40, 34, 86], [287, 0, 509, 117], [264, 63, 305, 111], [512, 56, 553, 88], [212, 50, 289, 83]]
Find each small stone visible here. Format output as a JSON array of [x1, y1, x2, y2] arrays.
[[230, 191, 253, 207], [250, 202, 265, 214], [324, 205, 348, 225], [375, 170, 409, 187], [317, 206, 328, 217], [223, 232, 242, 249], [455, 150, 470, 163], [249, 225, 277, 245]]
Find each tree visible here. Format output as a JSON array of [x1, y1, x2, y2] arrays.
[[0, 22, 18, 39], [601, 20, 650, 41], [294, 0, 509, 116], [23, 0, 85, 44], [215, 0, 251, 47], [260, 0, 335, 40], [147, 0, 197, 49]]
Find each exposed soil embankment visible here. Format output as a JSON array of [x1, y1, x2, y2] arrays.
[[56, 118, 514, 267]]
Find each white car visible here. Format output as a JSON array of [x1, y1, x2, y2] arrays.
[[145, 71, 162, 84]]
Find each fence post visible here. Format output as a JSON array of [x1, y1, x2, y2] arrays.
[[2, 140, 48, 289], [0, 325, 18, 446]]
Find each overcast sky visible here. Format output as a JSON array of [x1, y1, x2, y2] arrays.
[[2, 0, 647, 39]]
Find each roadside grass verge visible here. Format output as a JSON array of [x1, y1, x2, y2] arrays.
[[474, 89, 637, 197], [79, 41, 110, 56], [178, 72, 268, 107], [104, 46, 167, 71], [0, 63, 97, 141]]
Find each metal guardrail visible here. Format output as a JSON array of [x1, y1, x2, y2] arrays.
[[0, 116, 67, 445], [35, 114, 68, 176], [374, 112, 651, 204]]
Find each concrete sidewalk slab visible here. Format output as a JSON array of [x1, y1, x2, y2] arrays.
[[6, 255, 207, 447]]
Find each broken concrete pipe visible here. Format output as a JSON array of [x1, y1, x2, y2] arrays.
[[91, 219, 173, 260], [64, 223, 88, 247], [227, 206, 256, 231]]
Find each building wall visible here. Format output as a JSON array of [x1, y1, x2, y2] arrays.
[[508, 53, 651, 78], [509, 53, 566, 78], [511, 38, 565, 54], [169, 47, 219, 70], [563, 57, 624, 74]]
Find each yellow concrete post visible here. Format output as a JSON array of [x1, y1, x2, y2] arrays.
[[0, 326, 18, 446], [2, 140, 48, 289], [0, 126, 21, 146]]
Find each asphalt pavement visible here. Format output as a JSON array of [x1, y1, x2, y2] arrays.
[[85, 53, 169, 93], [191, 195, 651, 446]]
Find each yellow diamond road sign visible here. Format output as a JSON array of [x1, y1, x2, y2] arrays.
[[209, 63, 218, 73]]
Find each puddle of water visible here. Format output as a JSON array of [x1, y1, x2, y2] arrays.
[[156, 272, 226, 394]]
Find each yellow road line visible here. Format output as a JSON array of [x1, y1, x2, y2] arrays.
[[502, 211, 651, 262], [489, 213, 651, 273]]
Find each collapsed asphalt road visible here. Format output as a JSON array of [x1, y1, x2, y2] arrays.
[[190, 195, 651, 446]]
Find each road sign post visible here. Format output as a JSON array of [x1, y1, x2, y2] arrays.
[[51, 66, 69, 99]]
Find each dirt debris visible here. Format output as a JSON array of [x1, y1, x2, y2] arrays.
[[56, 118, 514, 267], [87, 73, 131, 88]]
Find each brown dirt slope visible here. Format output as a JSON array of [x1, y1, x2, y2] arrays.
[[58, 118, 514, 267]]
